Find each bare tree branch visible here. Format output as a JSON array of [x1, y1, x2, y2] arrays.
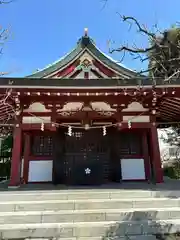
[[100, 0, 108, 10], [120, 15, 156, 39], [109, 14, 180, 81], [109, 45, 154, 54], [0, 0, 17, 137]]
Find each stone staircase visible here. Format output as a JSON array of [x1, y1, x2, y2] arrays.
[[0, 189, 180, 239]]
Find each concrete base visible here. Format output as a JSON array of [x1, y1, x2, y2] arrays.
[[8, 185, 20, 189]]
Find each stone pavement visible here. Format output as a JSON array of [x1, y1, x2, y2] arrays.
[[1, 177, 180, 191]]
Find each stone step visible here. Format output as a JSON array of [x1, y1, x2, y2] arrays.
[[12, 236, 157, 240], [1, 189, 180, 201], [22, 237, 157, 240], [0, 207, 179, 224], [0, 198, 179, 212], [0, 190, 154, 201], [18, 238, 105, 240], [0, 220, 180, 239]]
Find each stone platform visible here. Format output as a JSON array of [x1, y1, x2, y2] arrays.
[[0, 180, 180, 239]]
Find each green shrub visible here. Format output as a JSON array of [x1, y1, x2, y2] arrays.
[[164, 163, 180, 179]]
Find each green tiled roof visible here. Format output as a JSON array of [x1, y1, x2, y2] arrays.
[[27, 36, 140, 78]]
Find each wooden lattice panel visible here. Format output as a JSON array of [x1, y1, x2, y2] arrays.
[[118, 132, 142, 156], [31, 136, 53, 156]]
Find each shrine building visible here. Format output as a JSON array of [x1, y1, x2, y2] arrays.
[[2, 29, 180, 187]]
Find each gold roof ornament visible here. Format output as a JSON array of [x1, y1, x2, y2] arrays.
[[84, 28, 88, 36]]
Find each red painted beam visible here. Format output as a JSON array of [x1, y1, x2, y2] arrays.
[[118, 122, 152, 129], [23, 112, 51, 117], [22, 123, 55, 131], [51, 60, 80, 78], [20, 95, 133, 105], [29, 156, 52, 160], [22, 111, 151, 117], [93, 60, 115, 77], [121, 112, 150, 116], [21, 122, 152, 130]]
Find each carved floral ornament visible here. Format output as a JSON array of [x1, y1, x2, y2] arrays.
[[76, 59, 92, 72], [85, 168, 91, 175], [21, 100, 159, 134], [56, 102, 116, 116], [24, 101, 149, 117], [23, 101, 116, 117], [16, 88, 179, 130]]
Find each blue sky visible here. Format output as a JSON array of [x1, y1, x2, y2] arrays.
[[1, 0, 180, 77]]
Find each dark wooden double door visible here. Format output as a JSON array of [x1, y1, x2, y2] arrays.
[[53, 128, 144, 185], [53, 128, 110, 185]]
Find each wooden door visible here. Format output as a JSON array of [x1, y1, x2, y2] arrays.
[[64, 129, 110, 185]]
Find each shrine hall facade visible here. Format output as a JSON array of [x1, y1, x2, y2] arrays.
[[2, 30, 180, 187]]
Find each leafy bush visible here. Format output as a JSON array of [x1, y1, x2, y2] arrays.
[[0, 160, 11, 178], [164, 163, 180, 179]]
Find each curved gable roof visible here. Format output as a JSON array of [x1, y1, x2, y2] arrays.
[[27, 35, 141, 79]]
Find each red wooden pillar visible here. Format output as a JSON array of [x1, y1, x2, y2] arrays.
[[142, 131, 151, 181], [149, 126, 163, 183], [9, 125, 22, 187], [23, 133, 30, 183]]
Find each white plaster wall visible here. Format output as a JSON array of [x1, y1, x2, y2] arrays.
[[28, 160, 53, 182], [123, 115, 150, 122], [59, 102, 83, 112], [121, 158, 145, 180], [75, 71, 85, 79], [22, 116, 51, 124], [58, 102, 115, 112], [122, 102, 148, 112], [91, 102, 115, 111], [24, 102, 51, 113], [88, 71, 99, 79]]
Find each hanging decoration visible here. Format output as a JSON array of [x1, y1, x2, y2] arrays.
[[2, 85, 179, 137], [128, 120, 131, 129], [41, 122, 44, 131], [68, 126, 72, 136], [34, 111, 150, 134], [28, 88, 167, 134], [103, 126, 107, 136], [84, 123, 90, 130], [30, 109, 180, 133]]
